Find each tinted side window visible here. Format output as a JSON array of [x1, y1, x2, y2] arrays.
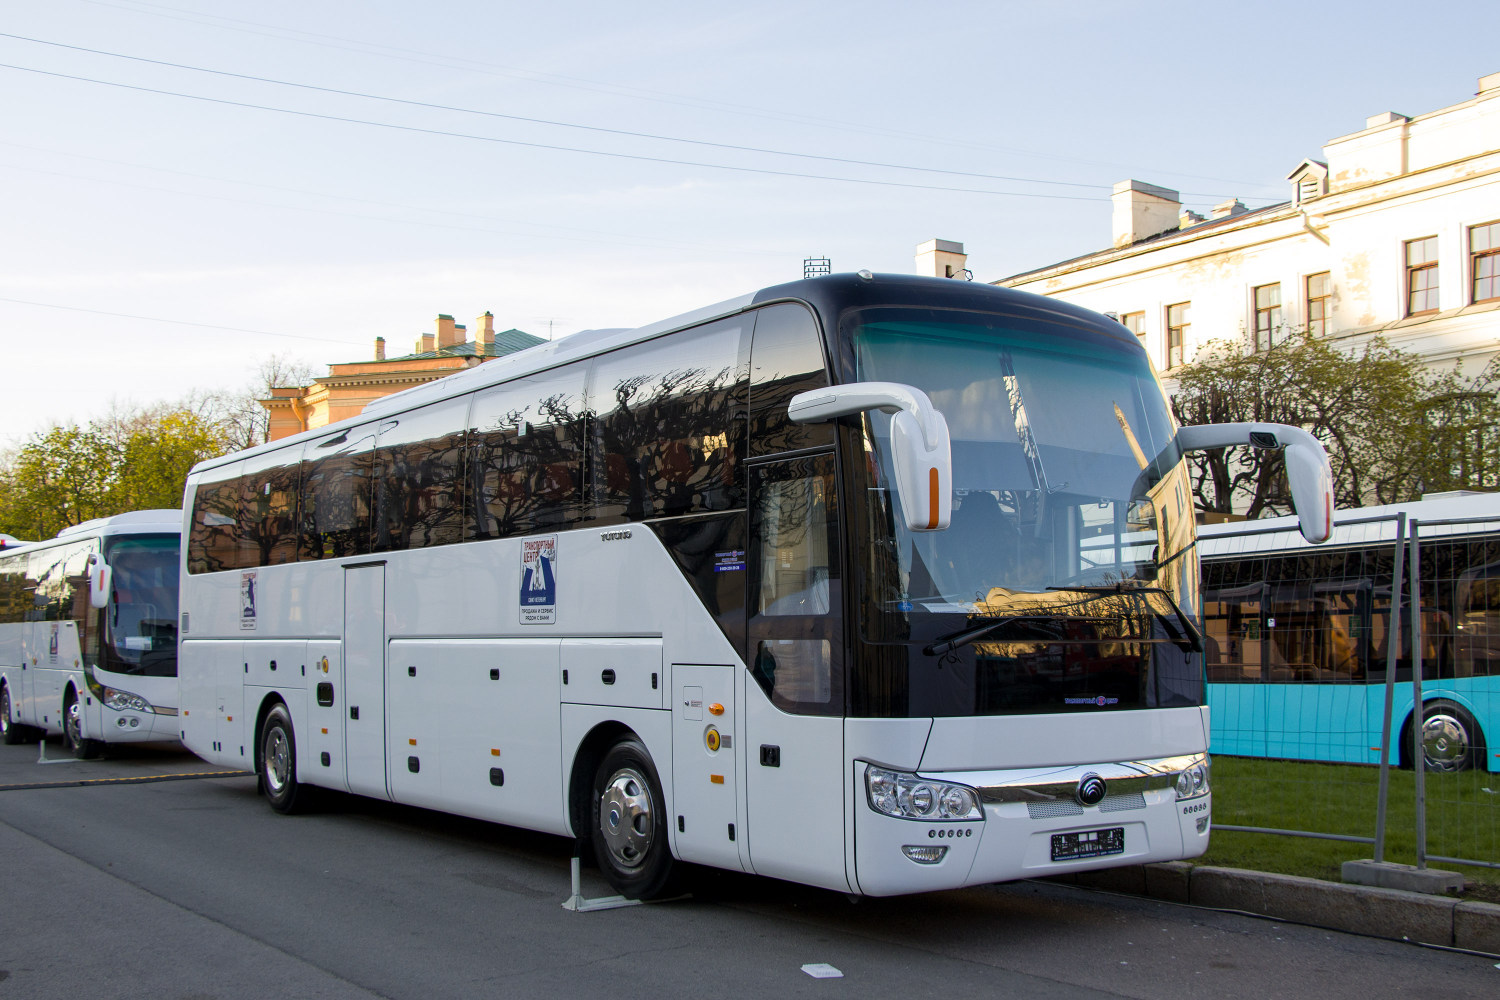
[[0, 552, 27, 625], [239, 452, 301, 567], [749, 303, 831, 457], [300, 425, 377, 560], [468, 364, 588, 540], [188, 472, 242, 574], [373, 399, 468, 551], [587, 318, 747, 523]]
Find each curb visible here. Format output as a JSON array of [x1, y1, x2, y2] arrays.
[[1048, 863, 1500, 955]]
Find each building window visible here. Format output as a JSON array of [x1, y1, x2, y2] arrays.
[[1121, 311, 1145, 344], [1166, 302, 1189, 368], [1305, 272, 1330, 336], [1472, 221, 1500, 304], [1405, 236, 1439, 315], [1253, 284, 1282, 351]]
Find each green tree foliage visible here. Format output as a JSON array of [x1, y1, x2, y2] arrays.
[[1171, 332, 1500, 517], [0, 408, 230, 540]]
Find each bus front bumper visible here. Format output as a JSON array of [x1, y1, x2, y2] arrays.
[[852, 757, 1211, 896]]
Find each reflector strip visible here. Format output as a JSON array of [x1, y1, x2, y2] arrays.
[[927, 468, 940, 529], [711, 774, 724, 784]]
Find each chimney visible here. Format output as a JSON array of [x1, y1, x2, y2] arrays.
[[436, 314, 463, 349], [915, 239, 968, 278], [1179, 209, 1206, 229], [1210, 198, 1248, 220], [1111, 180, 1180, 248], [374, 336, 386, 361], [416, 332, 436, 354], [1481, 71, 1500, 95], [476, 311, 495, 354]]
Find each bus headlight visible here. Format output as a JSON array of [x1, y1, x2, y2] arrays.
[[866, 766, 982, 821], [1174, 755, 1210, 801], [102, 687, 153, 714]]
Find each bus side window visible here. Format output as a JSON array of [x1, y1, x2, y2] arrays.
[[239, 455, 301, 567], [300, 426, 377, 561], [748, 303, 831, 458], [468, 363, 588, 540], [586, 319, 746, 524], [188, 474, 241, 574], [373, 398, 468, 552], [748, 454, 842, 714]]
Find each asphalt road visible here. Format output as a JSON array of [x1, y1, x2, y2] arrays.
[[1, 738, 1496, 1000]]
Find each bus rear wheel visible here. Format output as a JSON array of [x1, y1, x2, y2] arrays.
[[63, 694, 103, 760], [591, 737, 677, 899], [258, 704, 313, 814], [1, 684, 28, 745], [1419, 700, 1484, 773]]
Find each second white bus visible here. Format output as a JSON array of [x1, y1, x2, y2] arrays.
[[0, 510, 182, 756]]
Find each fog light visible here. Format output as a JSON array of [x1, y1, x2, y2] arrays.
[[901, 845, 948, 865], [129, 718, 140, 728], [116, 718, 128, 728]]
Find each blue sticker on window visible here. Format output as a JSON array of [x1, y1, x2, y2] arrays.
[[713, 549, 746, 573]]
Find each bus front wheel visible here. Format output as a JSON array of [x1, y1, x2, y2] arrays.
[[258, 704, 312, 814], [1418, 700, 1485, 773], [63, 693, 103, 760], [591, 737, 677, 899]]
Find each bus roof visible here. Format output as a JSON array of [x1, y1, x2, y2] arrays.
[[186, 273, 1136, 479], [1197, 492, 1500, 559], [53, 509, 183, 541]]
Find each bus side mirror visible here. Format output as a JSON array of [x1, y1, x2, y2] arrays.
[[788, 381, 952, 531], [1177, 422, 1334, 544], [87, 553, 112, 609]]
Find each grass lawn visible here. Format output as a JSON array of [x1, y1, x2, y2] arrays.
[[1197, 755, 1500, 902]]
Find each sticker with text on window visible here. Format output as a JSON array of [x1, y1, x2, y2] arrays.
[[520, 535, 557, 625], [240, 571, 257, 630]]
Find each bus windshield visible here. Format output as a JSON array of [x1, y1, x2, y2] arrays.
[[852, 307, 1202, 714], [101, 533, 179, 677]]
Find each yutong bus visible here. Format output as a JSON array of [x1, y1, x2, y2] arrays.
[[178, 273, 1332, 897], [0, 511, 182, 756]]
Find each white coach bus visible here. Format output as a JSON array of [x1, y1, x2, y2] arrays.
[[178, 273, 1332, 898], [0, 510, 182, 756]]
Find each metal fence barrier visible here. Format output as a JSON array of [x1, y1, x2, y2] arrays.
[[1204, 510, 1500, 875]]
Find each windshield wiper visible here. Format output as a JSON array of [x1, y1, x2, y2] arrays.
[[923, 613, 1115, 656], [1046, 584, 1204, 653]]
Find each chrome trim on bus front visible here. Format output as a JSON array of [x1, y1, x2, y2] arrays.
[[953, 755, 1203, 805]]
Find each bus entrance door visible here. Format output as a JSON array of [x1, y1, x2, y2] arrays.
[[672, 663, 744, 871], [343, 564, 390, 800]]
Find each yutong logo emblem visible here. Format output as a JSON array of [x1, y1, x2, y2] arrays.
[[1076, 773, 1107, 807], [600, 529, 632, 541]]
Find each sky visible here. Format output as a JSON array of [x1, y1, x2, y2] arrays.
[[2, 0, 1498, 445]]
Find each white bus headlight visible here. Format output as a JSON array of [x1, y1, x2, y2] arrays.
[[866, 766, 982, 821], [1174, 756, 1210, 801], [102, 687, 153, 714]]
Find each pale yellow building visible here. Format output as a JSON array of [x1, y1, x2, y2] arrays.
[[261, 312, 543, 441]]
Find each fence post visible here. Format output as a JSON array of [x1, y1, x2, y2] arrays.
[[1408, 520, 1428, 869], [1372, 512, 1406, 864]]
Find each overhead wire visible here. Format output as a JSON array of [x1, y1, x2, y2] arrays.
[[73, 0, 1279, 190], [0, 60, 1110, 202], [0, 32, 1129, 194]]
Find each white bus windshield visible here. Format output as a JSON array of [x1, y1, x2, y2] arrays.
[[101, 534, 179, 677], [852, 308, 1201, 714]]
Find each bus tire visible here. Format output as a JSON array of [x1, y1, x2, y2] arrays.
[[63, 692, 103, 760], [591, 737, 677, 899], [258, 704, 312, 814], [1418, 700, 1485, 773], [1, 683, 28, 745]]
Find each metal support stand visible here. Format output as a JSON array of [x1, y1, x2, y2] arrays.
[[36, 739, 94, 765], [561, 856, 641, 912]]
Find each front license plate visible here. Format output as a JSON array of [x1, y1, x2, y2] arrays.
[[1051, 827, 1125, 862]]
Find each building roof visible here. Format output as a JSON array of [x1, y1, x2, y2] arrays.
[[384, 328, 545, 362], [996, 200, 1293, 286]]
